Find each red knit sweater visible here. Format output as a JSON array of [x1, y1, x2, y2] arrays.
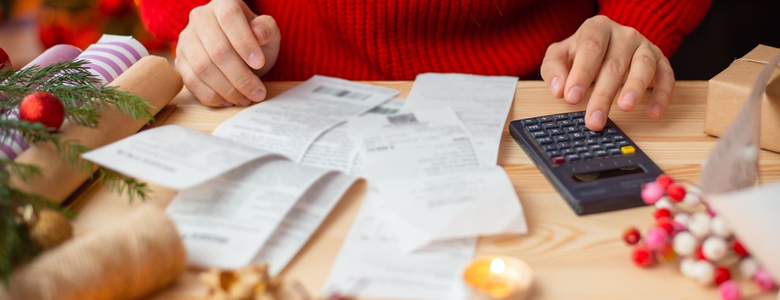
[[139, 0, 710, 81]]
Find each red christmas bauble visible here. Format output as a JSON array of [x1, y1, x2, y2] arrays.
[[714, 266, 731, 285], [655, 174, 674, 189], [666, 183, 686, 202], [733, 239, 749, 257], [623, 227, 641, 245], [632, 246, 655, 268], [0, 46, 11, 70], [19, 92, 65, 131]]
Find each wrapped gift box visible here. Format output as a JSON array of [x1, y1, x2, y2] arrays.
[[705, 44, 780, 153]]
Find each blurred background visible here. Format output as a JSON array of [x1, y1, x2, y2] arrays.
[[0, 0, 779, 80]]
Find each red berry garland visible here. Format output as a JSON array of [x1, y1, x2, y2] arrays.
[[19, 92, 65, 131], [627, 174, 777, 300]]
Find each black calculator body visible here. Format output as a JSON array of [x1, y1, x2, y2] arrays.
[[508, 111, 663, 215]]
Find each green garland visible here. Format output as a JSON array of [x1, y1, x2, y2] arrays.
[[0, 60, 152, 281]]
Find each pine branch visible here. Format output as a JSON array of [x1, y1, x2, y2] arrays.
[[0, 118, 59, 146], [3, 161, 41, 182], [42, 85, 155, 123], [97, 168, 149, 203], [54, 140, 93, 174], [64, 107, 101, 128]]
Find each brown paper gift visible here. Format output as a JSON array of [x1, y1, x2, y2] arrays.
[[705, 44, 780, 153]]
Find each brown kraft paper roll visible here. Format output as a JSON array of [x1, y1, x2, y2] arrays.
[[8, 55, 183, 203], [0, 203, 187, 300]]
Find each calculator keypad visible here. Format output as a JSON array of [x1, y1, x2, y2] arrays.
[[522, 111, 635, 164]]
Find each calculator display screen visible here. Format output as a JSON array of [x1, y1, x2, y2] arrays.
[[572, 166, 645, 182]]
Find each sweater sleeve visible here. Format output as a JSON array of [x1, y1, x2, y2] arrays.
[[137, 0, 210, 44], [598, 0, 712, 57]]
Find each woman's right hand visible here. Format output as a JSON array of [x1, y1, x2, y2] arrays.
[[175, 0, 281, 107]]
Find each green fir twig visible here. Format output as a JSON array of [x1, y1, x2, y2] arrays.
[[97, 169, 149, 203]]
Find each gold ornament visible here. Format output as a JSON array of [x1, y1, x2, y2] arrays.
[[200, 263, 283, 300], [28, 209, 73, 250]]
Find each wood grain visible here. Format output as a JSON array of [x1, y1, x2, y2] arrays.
[[70, 81, 779, 300]]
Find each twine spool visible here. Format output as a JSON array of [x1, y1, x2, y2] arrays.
[[0, 204, 187, 300]]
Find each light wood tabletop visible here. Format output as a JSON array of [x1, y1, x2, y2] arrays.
[[69, 80, 780, 300]]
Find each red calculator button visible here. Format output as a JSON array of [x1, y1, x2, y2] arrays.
[[552, 156, 565, 164]]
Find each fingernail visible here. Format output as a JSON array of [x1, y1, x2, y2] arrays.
[[590, 110, 605, 129], [248, 52, 263, 69], [550, 77, 561, 95], [568, 86, 583, 104], [239, 97, 251, 106], [651, 103, 663, 117], [250, 89, 267, 102], [221, 100, 234, 107], [622, 92, 638, 108]]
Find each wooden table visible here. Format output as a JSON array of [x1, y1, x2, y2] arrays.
[[70, 81, 780, 300]]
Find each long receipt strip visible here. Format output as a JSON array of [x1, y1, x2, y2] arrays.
[[403, 73, 519, 167], [212, 75, 399, 162]]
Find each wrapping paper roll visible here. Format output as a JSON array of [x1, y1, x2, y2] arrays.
[[0, 45, 84, 161], [77, 35, 149, 87], [0, 204, 187, 300], [8, 55, 183, 203]]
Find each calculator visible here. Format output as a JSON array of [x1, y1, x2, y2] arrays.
[[508, 111, 663, 215]]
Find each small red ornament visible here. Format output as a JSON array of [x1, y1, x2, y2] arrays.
[[656, 218, 675, 236], [656, 174, 674, 189], [623, 227, 641, 245], [19, 92, 65, 131], [666, 183, 686, 202], [714, 266, 731, 285], [632, 246, 654, 268], [733, 239, 748, 257], [0, 46, 12, 70], [696, 245, 707, 261], [654, 208, 671, 220]]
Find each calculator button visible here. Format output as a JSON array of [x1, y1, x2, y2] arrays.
[[548, 128, 564, 135], [553, 135, 570, 142], [594, 150, 609, 157], [537, 116, 554, 123], [570, 111, 586, 118], [565, 154, 581, 162], [542, 144, 558, 151], [569, 132, 586, 140], [536, 137, 554, 145], [585, 138, 599, 145], [552, 114, 569, 121], [551, 156, 566, 164], [621, 145, 636, 155], [604, 128, 618, 136], [531, 131, 547, 138], [575, 146, 589, 153], [616, 141, 630, 147], [571, 141, 585, 147], [558, 120, 574, 127], [525, 124, 542, 132], [542, 122, 559, 129], [564, 126, 579, 133], [599, 137, 612, 143], [580, 152, 594, 160], [547, 150, 562, 158], [556, 142, 571, 148], [521, 119, 538, 125], [613, 135, 625, 141], [608, 148, 622, 156], [573, 118, 585, 125], [560, 148, 575, 156], [602, 143, 617, 149], [586, 131, 600, 137]]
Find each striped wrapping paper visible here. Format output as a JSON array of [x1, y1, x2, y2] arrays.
[[1, 35, 149, 161]]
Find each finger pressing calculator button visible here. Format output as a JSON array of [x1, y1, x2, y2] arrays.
[[537, 137, 554, 145], [552, 156, 566, 164], [548, 128, 564, 135], [531, 131, 547, 138], [594, 150, 608, 157], [521, 119, 538, 125], [566, 154, 581, 162], [525, 124, 542, 132], [621, 145, 636, 155]]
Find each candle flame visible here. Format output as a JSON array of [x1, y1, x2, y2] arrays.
[[490, 258, 506, 274]]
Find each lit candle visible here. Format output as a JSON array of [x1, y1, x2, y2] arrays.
[[463, 256, 533, 300]]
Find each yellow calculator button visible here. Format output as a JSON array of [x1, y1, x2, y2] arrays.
[[621, 145, 636, 155]]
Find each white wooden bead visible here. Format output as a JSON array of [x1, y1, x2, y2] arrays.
[[681, 193, 702, 208], [740, 257, 759, 279], [673, 231, 698, 257], [680, 257, 696, 278], [655, 197, 675, 212], [702, 236, 728, 261], [692, 260, 715, 285], [688, 212, 711, 239], [711, 216, 732, 238], [674, 212, 691, 228]]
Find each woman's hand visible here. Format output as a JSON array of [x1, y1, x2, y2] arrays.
[[175, 0, 281, 107], [541, 15, 674, 131]]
